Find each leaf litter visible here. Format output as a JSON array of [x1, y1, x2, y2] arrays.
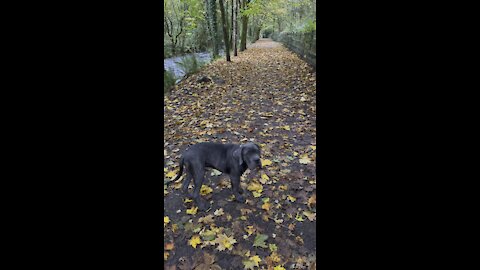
[[164, 39, 316, 269]]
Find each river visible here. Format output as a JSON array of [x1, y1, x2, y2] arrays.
[[164, 50, 224, 83]]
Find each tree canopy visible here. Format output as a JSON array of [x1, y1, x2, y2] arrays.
[[164, 0, 316, 58]]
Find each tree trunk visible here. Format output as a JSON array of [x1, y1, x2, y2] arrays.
[[207, 0, 219, 57], [230, 0, 234, 50], [218, 0, 231, 61], [255, 26, 260, 41], [240, 0, 248, 51], [233, 0, 238, 56], [226, 0, 231, 50]]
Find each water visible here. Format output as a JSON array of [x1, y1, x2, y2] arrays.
[[164, 50, 225, 83]]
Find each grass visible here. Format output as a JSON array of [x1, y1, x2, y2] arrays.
[[164, 68, 177, 94]]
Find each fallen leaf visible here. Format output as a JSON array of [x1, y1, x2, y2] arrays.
[[262, 202, 271, 211], [247, 182, 263, 193], [214, 233, 237, 251], [165, 242, 175, 251], [245, 225, 256, 235], [252, 191, 262, 197], [307, 193, 316, 208], [260, 173, 269, 184], [198, 214, 214, 224], [214, 208, 224, 216], [243, 255, 261, 269], [299, 155, 312, 164], [211, 169, 222, 176], [303, 211, 316, 221], [261, 159, 272, 167], [200, 185, 213, 195], [253, 234, 269, 248], [269, 243, 278, 252], [166, 171, 177, 178], [186, 207, 198, 215], [189, 235, 202, 249]]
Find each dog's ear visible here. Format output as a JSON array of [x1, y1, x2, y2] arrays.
[[233, 146, 244, 165]]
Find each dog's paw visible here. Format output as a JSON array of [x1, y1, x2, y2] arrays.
[[197, 200, 209, 211], [235, 195, 246, 203]]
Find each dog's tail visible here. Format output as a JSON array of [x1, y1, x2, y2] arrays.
[[164, 157, 184, 186]]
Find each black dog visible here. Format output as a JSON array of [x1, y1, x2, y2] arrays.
[[169, 142, 262, 211]]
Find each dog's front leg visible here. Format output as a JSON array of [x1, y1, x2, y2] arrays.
[[230, 174, 245, 203]]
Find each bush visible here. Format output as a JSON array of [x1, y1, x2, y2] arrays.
[[164, 69, 176, 94], [177, 54, 204, 77]]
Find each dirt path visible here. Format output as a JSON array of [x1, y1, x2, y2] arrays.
[[164, 39, 316, 270]]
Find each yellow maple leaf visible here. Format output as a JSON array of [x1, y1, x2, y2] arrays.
[[299, 155, 312, 164], [259, 173, 269, 184], [245, 225, 255, 235], [303, 211, 316, 221], [164, 216, 170, 225], [283, 126, 291, 131], [165, 171, 176, 178], [214, 233, 237, 251], [189, 235, 202, 249], [247, 182, 263, 193], [186, 207, 198, 215], [262, 202, 271, 211], [261, 159, 272, 167], [310, 145, 316, 150], [274, 266, 286, 270], [252, 191, 262, 197], [243, 255, 261, 269], [295, 213, 305, 222], [270, 252, 281, 263], [279, 185, 288, 191], [200, 185, 213, 195], [164, 252, 169, 260], [287, 195, 296, 202]]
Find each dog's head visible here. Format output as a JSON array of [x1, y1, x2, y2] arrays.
[[233, 142, 262, 170]]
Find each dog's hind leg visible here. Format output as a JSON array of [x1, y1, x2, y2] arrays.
[[181, 172, 193, 197], [191, 167, 209, 211]]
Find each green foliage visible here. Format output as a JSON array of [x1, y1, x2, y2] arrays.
[[164, 69, 177, 93], [163, 0, 316, 56], [177, 54, 205, 76], [300, 19, 316, 33], [211, 54, 223, 63]]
